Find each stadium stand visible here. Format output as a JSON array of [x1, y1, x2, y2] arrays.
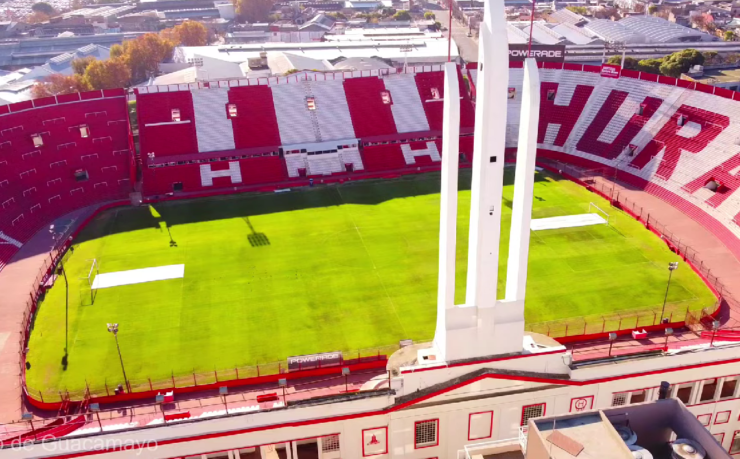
[[11, 64, 740, 273], [227, 86, 282, 150], [192, 88, 236, 153], [137, 91, 199, 158], [0, 90, 132, 269], [342, 77, 398, 138]]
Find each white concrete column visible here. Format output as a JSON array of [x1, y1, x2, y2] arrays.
[[491, 58, 541, 355], [465, 0, 509, 312], [433, 62, 461, 362], [505, 57, 540, 303]]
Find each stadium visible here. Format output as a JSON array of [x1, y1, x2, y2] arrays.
[[2, 5, 740, 457]]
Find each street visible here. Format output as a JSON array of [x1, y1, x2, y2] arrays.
[[425, 2, 480, 62]]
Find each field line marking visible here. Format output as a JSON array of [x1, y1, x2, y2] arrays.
[[334, 188, 408, 336]]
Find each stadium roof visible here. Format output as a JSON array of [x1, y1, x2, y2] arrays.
[[619, 16, 712, 43], [522, 23, 565, 45], [175, 40, 459, 65], [267, 52, 333, 74], [20, 44, 110, 81], [548, 8, 588, 26], [506, 23, 530, 44], [584, 19, 648, 43], [552, 22, 599, 45]]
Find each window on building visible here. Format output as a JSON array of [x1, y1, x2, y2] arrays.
[[716, 411, 731, 424], [322, 435, 340, 453], [637, 104, 645, 116], [612, 393, 629, 407], [713, 432, 724, 445], [79, 125, 89, 138], [171, 109, 181, 122], [306, 97, 317, 111], [630, 390, 646, 404], [228, 104, 237, 117], [521, 404, 545, 426], [696, 413, 711, 426], [675, 383, 694, 404], [381, 91, 392, 104], [700, 379, 718, 402], [547, 89, 556, 101], [415, 419, 438, 448], [431, 88, 440, 99], [677, 114, 686, 126], [74, 169, 89, 182], [731, 431, 740, 454], [721, 377, 738, 399], [32, 134, 43, 147]]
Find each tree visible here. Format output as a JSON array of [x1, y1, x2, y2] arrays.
[[725, 30, 736, 41], [659, 60, 683, 78], [424, 11, 435, 19], [84, 58, 131, 89], [433, 21, 442, 30], [566, 5, 587, 14], [26, 11, 51, 23], [172, 21, 208, 46], [692, 15, 706, 31], [234, 0, 274, 23], [31, 74, 90, 98], [727, 53, 740, 64], [393, 10, 411, 20], [594, 7, 620, 19], [648, 4, 657, 14], [31, 2, 54, 15], [703, 50, 721, 64], [110, 44, 124, 59], [327, 11, 346, 20], [637, 58, 664, 74], [121, 33, 174, 83], [71, 56, 96, 75], [607, 55, 639, 70]]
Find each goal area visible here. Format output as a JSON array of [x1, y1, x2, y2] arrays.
[[80, 258, 99, 305], [588, 202, 610, 226]]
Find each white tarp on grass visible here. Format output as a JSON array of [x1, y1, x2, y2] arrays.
[[531, 213, 607, 231], [91, 265, 185, 290]]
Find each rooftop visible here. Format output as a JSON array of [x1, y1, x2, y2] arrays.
[[528, 398, 730, 459]]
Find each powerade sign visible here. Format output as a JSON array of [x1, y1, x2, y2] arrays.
[[287, 351, 342, 371], [509, 44, 566, 63]]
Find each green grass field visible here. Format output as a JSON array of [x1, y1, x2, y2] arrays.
[[26, 169, 715, 396]]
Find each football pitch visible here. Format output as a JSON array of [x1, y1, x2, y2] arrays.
[[25, 169, 715, 395]]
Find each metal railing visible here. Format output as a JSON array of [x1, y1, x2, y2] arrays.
[[524, 160, 731, 339], [27, 344, 398, 403]]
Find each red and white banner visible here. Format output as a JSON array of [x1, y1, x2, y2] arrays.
[[601, 64, 621, 79]]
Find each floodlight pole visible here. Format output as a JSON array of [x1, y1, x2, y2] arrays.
[[107, 324, 130, 392], [447, 0, 453, 62], [660, 262, 679, 323]]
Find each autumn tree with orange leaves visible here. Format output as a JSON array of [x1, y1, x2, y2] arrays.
[[119, 33, 175, 82], [84, 59, 131, 90], [162, 21, 209, 46], [31, 74, 90, 98]]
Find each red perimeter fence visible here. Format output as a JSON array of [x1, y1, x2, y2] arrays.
[[528, 160, 728, 340], [17, 162, 729, 405]]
